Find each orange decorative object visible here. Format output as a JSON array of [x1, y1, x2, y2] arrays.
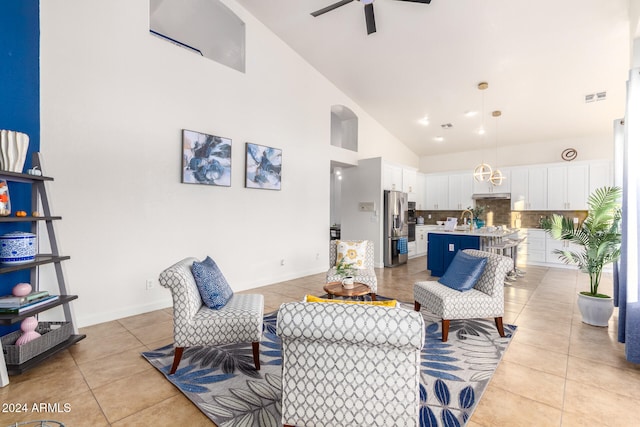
[[15, 210, 27, 217]]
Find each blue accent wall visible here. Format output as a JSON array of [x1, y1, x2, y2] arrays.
[[0, 0, 40, 333]]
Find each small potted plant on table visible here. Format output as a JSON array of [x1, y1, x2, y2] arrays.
[[541, 186, 622, 327], [335, 259, 356, 289]]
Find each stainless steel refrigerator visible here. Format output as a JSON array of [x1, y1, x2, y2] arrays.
[[384, 190, 409, 267]]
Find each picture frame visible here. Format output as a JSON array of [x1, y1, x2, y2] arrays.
[[182, 129, 231, 186], [245, 143, 282, 190]]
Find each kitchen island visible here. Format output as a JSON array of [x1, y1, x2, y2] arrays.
[[426, 227, 519, 276]]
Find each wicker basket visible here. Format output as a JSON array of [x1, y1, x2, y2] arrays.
[[1, 321, 72, 365]]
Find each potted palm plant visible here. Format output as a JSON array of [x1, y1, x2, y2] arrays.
[[541, 186, 622, 327]]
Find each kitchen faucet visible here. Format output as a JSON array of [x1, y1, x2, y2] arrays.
[[460, 209, 474, 231]]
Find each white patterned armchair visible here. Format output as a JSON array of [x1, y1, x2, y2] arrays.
[[326, 240, 377, 298], [276, 302, 425, 427], [159, 257, 264, 374], [414, 249, 513, 342]]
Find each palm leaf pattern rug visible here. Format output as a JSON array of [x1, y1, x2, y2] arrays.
[[142, 305, 516, 427]]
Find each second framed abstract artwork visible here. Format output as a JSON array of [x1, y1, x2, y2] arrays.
[[182, 129, 232, 186], [245, 143, 282, 190]]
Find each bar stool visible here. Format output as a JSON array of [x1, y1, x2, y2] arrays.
[[485, 238, 519, 284]]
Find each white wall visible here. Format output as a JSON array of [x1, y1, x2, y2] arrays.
[[340, 158, 384, 267], [419, 134, 613, 173], [39, 0, 417, 327]]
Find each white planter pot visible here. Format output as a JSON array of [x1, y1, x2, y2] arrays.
[[577, 293, 614, 327]]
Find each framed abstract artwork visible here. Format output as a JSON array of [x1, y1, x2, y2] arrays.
[[245, 143, 282, 190], [182, 129, 231, 186]]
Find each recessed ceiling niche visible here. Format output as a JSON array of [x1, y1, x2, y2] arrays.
[[150, 0, 245, 72], [330, 105, 358, 152]]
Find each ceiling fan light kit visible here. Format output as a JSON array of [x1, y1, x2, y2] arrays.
[[311, 0, 432, 35]]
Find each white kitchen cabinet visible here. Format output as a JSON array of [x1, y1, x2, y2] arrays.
[[547, 164, 588, 210], [403, 168, 417, 195], [510, 166, 547, 210], [516, 228, 546, 264], [408, 241, 417, 258], [425, 174, 449, 210], [416, 226, 428, 255], [472, 169, 511, 194], [545, 235, 581, 265], [589, 160, 613, 195], [414, 173, 426, 209], [383, 163, 403, 191], [448, 173, 474, 210]]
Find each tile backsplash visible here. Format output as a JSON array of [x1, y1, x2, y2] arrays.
[[417, 199, 587, 229]]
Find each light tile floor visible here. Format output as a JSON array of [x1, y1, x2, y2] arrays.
[[1, 256, 639, 426]]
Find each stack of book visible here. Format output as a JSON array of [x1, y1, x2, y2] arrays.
[[0, 291, 59, 314]]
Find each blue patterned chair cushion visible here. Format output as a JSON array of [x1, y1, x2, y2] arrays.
[[438, 250, 488, 291], [191, 256, 234, 309]]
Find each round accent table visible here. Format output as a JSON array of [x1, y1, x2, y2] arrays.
[[323, 282, 375, 301]]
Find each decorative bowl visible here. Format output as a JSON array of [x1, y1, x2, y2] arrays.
[[0, 231, 36, 264]]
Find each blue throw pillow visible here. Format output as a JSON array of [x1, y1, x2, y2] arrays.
[[191, 256, 234, 309], [438, 251, 488, 292]]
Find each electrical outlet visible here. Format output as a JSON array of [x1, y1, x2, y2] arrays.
[[280, 259, 285, 266], [573, 217, 579, 224], [316, 253, 320, 260], [145, 279, 154, 290]]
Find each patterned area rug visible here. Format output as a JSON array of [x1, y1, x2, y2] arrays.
[[142, 304, 516, 427]]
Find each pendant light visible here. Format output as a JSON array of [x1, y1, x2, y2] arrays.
[[489, 110, 505, 186], [473, 82, 492, 182]]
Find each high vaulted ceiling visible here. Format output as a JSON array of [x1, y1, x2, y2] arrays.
[[236, 0, 632, 157]]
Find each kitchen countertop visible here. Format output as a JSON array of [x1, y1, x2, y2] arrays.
[[420, 225, 520, 238]]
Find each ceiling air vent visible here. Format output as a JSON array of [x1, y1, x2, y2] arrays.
[[585, 91, 606, 103]]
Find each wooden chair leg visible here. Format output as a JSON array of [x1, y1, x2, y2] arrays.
[[441, 319, 450, 342], [370, 293, 377, 301], [169, 347, 184, 375], [495, 317, 505, 337], [252, 341, 261, 370], [414, 301, 421, 311]]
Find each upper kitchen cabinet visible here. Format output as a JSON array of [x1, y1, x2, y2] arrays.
[[402, 168, 417, 195], [588, 160, 613, 195], [510, 166, 547, 210], [448, 172, 474, 210], [383, 162, 417, 196], [383, 163, 403, 191], [471, 169, 511, 194], [414, 173, 426, 209], [547, 164, 588, 210], [424, 174, 449, 210]]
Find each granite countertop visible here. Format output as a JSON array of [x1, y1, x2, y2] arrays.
[[423, 225, 520, 238]]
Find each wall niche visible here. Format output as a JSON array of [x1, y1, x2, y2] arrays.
[[331, 105, 358, 152]]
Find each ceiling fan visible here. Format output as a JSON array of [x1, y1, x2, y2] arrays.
[[311, 0, 432, 35]]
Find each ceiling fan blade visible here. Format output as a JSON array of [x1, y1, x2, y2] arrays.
[[395, 0, 432, 4], [364, 3, 376, 35], [311, 0, 355, 17]]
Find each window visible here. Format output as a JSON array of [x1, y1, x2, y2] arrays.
[[150, 0, 245, 72]]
